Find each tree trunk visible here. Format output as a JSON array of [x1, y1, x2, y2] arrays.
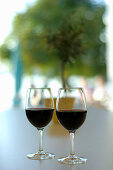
[[61, 61, 66, 89]]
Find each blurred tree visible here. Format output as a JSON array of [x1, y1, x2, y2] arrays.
[[0, 43, 11, 60], [0, 0, 106, 87]]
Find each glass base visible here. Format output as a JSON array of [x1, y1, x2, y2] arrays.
[[27, 151, 55, 160], [58, 155, 87, 165]]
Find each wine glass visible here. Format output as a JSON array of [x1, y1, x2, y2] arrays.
[[25, 88, 55, 160], [56, 88, 87, 164]]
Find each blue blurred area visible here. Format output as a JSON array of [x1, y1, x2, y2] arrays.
[[11, 43, 22, 106]]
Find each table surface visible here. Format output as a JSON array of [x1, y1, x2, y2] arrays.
[[0, 105, 113, 170]]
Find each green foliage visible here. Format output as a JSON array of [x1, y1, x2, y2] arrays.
[[0, 44, 11, 60], [46, 15, 85, 64], [0, 0, 106, 83]]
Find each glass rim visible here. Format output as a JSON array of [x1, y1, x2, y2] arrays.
[[58, 87, 84, 90], [27, 87, 51, 90]]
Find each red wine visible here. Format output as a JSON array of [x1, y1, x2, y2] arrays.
[[26, 108, 54, 128], [56, 109, 87, 131]]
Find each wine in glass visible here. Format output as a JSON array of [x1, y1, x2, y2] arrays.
[[25, 88, 55, 160], [56, 88, 87, 164]]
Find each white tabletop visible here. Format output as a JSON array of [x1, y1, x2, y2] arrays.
[[0, 105, 113, 170]]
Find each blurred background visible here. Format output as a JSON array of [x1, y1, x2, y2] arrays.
[[0, 0, 113, 112]]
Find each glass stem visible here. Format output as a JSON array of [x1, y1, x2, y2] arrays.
[[69, 131, 75, 156], [38, 128, 44, 153]]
